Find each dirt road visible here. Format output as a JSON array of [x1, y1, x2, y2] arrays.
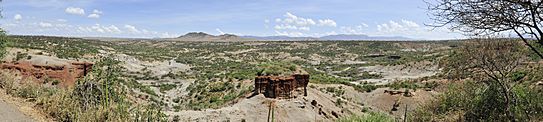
[[0, 99, 34, 122]]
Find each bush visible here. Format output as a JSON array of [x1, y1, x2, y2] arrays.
[[338, 111, 395, 122], [159, 84, 177, 93], [0, 29, 6, 59], [353, 84, 378, 93], [411, 81, 543, 121], [0, 58, 167, 121]]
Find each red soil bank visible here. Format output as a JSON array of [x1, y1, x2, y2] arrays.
[[0, 61, 93, 87]]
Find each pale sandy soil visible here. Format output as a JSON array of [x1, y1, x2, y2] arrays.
[[167, 85, 365, 122], [0, 88, 52, 122], [359, 61, 439, 85]]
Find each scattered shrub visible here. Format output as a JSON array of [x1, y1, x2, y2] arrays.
[[338, 112, 395, 122]]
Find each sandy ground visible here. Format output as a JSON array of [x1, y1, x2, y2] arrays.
[[167, 86, 365, 122], [0, 99, 34, 122], [0, 89, 51, 122], [359, 61, 438, 85], [311, 84, 438, 120], [114, 54, 190, 77]]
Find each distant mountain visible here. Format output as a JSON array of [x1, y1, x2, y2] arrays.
[[319, 34, 371, 40], [169, 32, 250, 41], [243, 34, 413, 41], [178, 32, 215, 39], [169, 32, 413, 41], [241, 36, 316, 41]]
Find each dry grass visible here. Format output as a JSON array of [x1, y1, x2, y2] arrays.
[[0, 59, 166, 121]]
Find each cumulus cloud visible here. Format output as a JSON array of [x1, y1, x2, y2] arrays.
[[88, 14, 100, 19], [376, 20, 423, 35], [65, 7, 85, 15], [88, 9, 103, 19], [340, 23, 369, 34], [92, 9, 103, 14], [318, 19, 337, 27], [270, 12, 338, 37], [124, 25, 140, 33], [14, 14, 22, 21], [371, 19, 464, 39], [77, 24, 121, 34], [274, 12, 338, 31], [2, 19, 174, 38]]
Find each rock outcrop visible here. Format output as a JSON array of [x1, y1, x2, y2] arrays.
[[254, 74, 310, 98], [0, 61, 93, 87]]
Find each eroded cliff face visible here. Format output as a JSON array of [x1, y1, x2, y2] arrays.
[[254, 74, 310, 98], [0, 61, 93, 87]]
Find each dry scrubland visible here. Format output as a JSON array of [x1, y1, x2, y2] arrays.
[[0, 36, 542, 121]]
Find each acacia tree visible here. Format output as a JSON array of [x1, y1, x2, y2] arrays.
[[427, 0, 543, 58]]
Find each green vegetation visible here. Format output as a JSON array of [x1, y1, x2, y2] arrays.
[[184, 80, 252, 110], [323, 86, 346, 97], [158, 84, 177, 93], [257, 61, 297, 76], [412, 41, 543, 121], [0, 29, 6, 59], [411, 81, 543, 121], [353, 84, 378, 93], [338, 112, 395, 122], [0, 58, 166, 121], [6, 35, 511, 121], [6, 36, 104, 59]]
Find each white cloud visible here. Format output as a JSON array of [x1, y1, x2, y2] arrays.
[[89, 24, 105, 33], [88, 14, 100, 19], [361, 23, 369, 28], [39, 22, 53, 28], [298, 27, 310, 31], [2, 20, 174, 38], [65, 7, 85, 15], [275, 30, 304, 37], [340, 23, 369, 35], [377, 20, 421, 35], [280, 12, 317, 27], [14, 14, 22, 21], [124, 25, 140, 33], [271, 12, 338, 36], [92, 9, 103, 14], [318, 19, 337, 27], [274, 24, 298, 30], [371, 19, 464, 39], [57, 19, 67, 22], [105, 25, 122, 33], [216, 28, 225, 35], [86, 9, 103, 19]]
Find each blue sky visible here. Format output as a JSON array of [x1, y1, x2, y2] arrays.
[[0, 0, 464, 39]]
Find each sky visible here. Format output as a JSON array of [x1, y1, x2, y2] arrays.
[[0, 0, 465, 39]]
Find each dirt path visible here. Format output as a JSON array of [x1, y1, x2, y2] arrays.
[[0, 99, 34, 122], [0, 89, 51, 122]]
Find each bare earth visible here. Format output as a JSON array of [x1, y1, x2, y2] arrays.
[[0, 88, 50, 122], [0, 99, 34, 122]]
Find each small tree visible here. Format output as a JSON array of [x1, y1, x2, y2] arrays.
[[463, 41, 526, 121], [0, 29, 5, 59], [0, 0, 6, 59], [427, 0, 543, 58]]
